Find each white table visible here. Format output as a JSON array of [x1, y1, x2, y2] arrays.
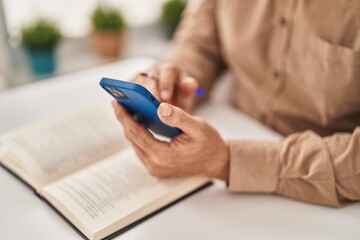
[[0, 57, 359, 240]]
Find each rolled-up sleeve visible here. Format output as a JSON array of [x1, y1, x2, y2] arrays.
[[227, 127, 360, 207], [165, 0, 224, 92]]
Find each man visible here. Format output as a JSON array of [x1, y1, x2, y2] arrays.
[[112, 0, 360, 207]]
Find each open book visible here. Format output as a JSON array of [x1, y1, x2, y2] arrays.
[[0, 104, 211, 240]]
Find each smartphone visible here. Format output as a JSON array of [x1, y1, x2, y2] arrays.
[[100, 77, 181, 138]]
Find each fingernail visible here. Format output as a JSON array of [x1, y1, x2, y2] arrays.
[[161, 90, 170, 100], [160, 104, 172, 117]]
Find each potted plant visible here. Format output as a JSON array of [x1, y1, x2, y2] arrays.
[[21, 19, 62, 75], [90, 6, 126, 58], [160, 0, 187, 39]]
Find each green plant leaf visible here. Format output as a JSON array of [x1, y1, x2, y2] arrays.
[[161, 0, 187, 26], [21, 19, 62, 50], [91, 6, 125, 30]]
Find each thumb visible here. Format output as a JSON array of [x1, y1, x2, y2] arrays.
[[157, 103, 200, 135]]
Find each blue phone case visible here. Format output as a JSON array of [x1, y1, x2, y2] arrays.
[[100, 77, 181, 138]]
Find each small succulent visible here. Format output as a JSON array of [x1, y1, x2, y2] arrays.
[[91, 6, 125, 31], [21, 19, 62, 50], [161, 0, 187, 26]]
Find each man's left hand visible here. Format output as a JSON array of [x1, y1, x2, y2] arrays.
[[112, 100, 229, 181]]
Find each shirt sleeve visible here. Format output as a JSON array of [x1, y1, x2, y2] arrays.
[[164, 0, 224, 92], [227, 127, 360, 207]]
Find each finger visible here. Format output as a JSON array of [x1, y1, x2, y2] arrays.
[[131, 142, 170, 177], [136, 64, 160, 81], [157, 102, 202, 135], [179, 77, 199, 95], [175, 77, 199, 111], [130, 142, 152, 169], [112, 101, 167, 150], [159, 63, 179, 101], [130, 64, 161, 99], [146, 63, 160, 76]]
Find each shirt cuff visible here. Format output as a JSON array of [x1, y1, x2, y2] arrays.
[[227, 140, 282, 193]]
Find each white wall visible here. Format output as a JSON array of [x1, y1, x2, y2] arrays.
[[0, 0, 11, 88], [0, 73, 8, 90], [3, 0, 166, 38]]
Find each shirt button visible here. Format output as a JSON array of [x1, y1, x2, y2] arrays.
[[273, 69, 280, 79], [279, 17, 287, 26], [260, 113, 267, 123]]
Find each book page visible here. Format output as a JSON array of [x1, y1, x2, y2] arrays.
[[42, 149, 209, 240], [0, 104, 127, 187]]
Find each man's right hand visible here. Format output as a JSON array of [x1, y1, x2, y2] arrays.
[[130, 63, 199, 112]]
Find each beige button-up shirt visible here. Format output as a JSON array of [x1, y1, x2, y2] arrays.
[[166, 0, 360, 206]]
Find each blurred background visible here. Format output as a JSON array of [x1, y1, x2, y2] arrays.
[[0, 0, 187, 89]]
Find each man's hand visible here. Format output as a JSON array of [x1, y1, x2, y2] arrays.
[[130, 63, 199, 112], [112, 100, 229, 181]]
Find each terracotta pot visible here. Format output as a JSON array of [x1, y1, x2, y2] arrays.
[[91, 30, 124, 58]]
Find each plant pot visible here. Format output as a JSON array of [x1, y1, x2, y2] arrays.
[[26, 48, 56, 75], [91, 30, 124, 58]]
